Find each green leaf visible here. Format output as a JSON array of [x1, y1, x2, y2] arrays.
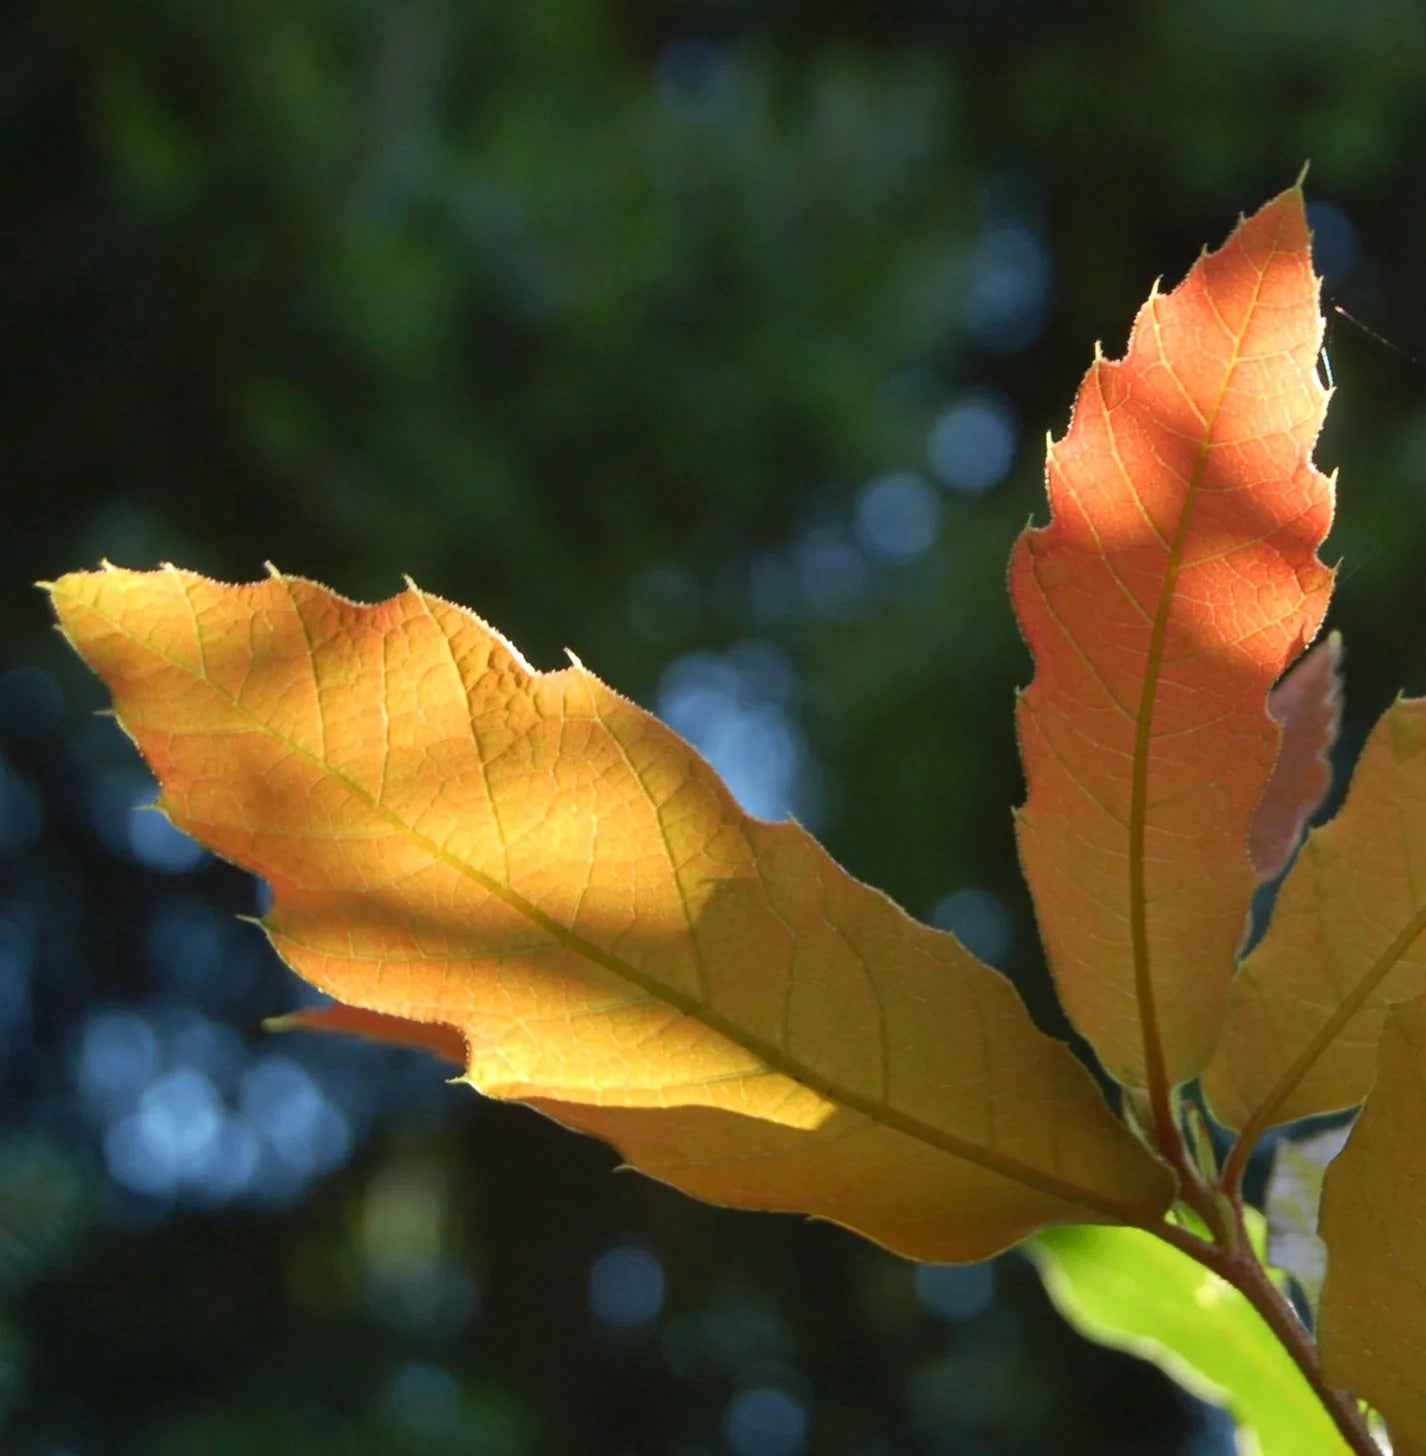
[[1030, 1222, 1347, 1456]]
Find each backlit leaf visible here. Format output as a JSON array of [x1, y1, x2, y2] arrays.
[[1011, 186, 1334, 1089], [1262, 1125, 1348, 1314], [1249, 630, 1343, 883], [1031, 1217, 1348, 1455], [48, 565, 1172, 1262], [1205, 697, 1426, 1134], [1318, 994, 1426, 1454], [268, 1005, 469, 1067]]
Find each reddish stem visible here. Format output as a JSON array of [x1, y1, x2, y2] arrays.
[[1140, 1118, 1378, 1455]]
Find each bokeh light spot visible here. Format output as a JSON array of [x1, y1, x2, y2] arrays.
[[657, 649, 808, 822], [724, 1385, 810, 1456], [589, 1242, 667, 1330], [78, 1010, 160, 1109], [854, 473, 943, 562], [104, 1066, 225, 1195], [796, 525, 870, 619], [928, 392, 1018, 496], [963, 224, 1051, 352], [240, 1055, 352, 1177], [657, 37, 736, 119], [931, 888, 1013, 966], [914, 1260, 997, 1323], [127, 805, 209, 875], [384, 1362, 463, 1441], [1306, 201, 1358, 289]]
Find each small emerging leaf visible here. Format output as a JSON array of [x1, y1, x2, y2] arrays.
[[1012, 185, 1334, 1090], [1031, 1219, 1349, 1455], [1318, 994, 1426, 1455], [49, 566, 1172, 1262], [1206, 696, 1426, 1133], [1249, 631, 1343, 883]]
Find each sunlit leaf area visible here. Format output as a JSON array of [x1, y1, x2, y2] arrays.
[[5, 4, 1426, 1453]]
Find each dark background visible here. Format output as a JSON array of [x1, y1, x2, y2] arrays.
[[3, 3, 1425, 1453]]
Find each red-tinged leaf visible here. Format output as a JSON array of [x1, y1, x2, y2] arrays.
[[1249, 630, 1343, 882], [268, 1005, 467, 1065], [48, 565, 1173, 1262], [1011, 185, 1334, 1091], [1317, 994, 1426, 1453], [1205, 697, 1426, 1135]]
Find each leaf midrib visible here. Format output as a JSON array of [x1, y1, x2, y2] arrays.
[[1128, 242, 1276, 1104], [1241, 706, 1426, 1140], [62, 571, 1166, 1229], [1240, 898, 1426, 1148]]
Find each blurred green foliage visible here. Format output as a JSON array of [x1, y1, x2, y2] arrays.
[[5, 1, 1426, 1452], [0, 1140, 89, 1429]]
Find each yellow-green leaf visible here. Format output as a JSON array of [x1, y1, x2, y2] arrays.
[[1032, 1220, 1349, 1456], [48, 565, 1172, 1261], [1318, 994, 1426, 1455], [1205, 697, 1426, 1135]]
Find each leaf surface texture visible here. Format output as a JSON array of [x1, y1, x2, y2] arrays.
[[1205, 697, 1426, 1132], [49, 566, 1172, 1261], [1318, 994, 1426, 1455], [1032, 1220, 1348, 1455], [1011, 186, 1333, 1088]]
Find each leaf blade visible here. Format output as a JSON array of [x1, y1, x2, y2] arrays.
[[1031, 1221, 1349, 1455], [1318, 994, 1426, 1454], [1205, 697, 1426, 1133], [50, 565, 1172, 1261], [1011, 186, 1334, 1089]]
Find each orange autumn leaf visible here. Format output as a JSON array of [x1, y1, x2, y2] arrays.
[[1317, 993, 1426, 1454], [1204, 697, 1426, 1135], [48, 565, 1172, 1262], [1010, 185, 1334, 1091]]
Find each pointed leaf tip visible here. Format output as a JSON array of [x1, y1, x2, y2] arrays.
[[269, 1005, 469, 1067], [1011, 186, 1333, 1089]]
